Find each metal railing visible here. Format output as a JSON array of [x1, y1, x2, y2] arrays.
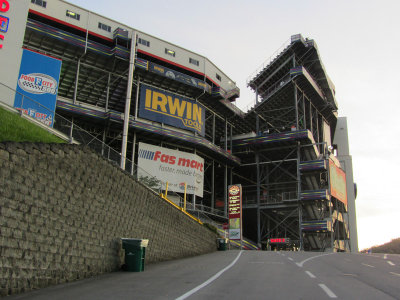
[[185, 202, 226, 218], [246, 37, 291, 85], [243, 191, 298, 206], [242, 72, 291, 112]]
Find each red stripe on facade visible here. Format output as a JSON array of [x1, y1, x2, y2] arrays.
[[29, 9, 114, 42]]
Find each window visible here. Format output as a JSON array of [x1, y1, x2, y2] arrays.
[[138, 38, 150, 47], [66, 10, 80, 21], [31, 0, 47, 8], [98, 22, 111, 33], [216, 74, 221, 81], [165, 48, 175, 57], [189, 58, 199, 66]]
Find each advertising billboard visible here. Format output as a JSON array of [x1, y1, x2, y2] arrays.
[[329, 159, 347, 205], [137, 142, 204, 197], [14, 49, 62, 127], [138, 84, 205, 136], [228, 184, 242, 240]]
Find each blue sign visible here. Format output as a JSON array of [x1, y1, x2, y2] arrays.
[[139, 84, 205, 136], [14, 49, 62, 127]]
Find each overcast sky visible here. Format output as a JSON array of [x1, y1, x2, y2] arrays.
[[67, 0, 400, 250]]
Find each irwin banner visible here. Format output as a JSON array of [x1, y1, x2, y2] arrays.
[[14, 49, 62, 127], [228, 184, 242, 240], [138, 84, 205, 136], [137, 142, 204, 197], [329, 159, 347, 206]]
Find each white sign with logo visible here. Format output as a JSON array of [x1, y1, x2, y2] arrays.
[[18, 73, 58, 95], [137, 142, 204, 197]]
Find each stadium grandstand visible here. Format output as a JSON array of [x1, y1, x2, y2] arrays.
[[0, 0, 357, 252]]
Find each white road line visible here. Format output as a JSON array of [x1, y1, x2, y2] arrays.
[[305, 271, 316, 278], [319, 284, 337, 298], [362, 263, 375, 268], [390, 272, 400, 277], [296, 253, 336, 267], [175, 251, 243, 300], [387, 261, 395, 266], [384, 254, 388, 259], [288, 257, 293, 261]]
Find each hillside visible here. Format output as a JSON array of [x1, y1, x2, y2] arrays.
[[362, 238, 400, 254], [0, 106, 64, 143]]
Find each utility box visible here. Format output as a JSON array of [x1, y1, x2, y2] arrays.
[[121, 238, 149, 272]]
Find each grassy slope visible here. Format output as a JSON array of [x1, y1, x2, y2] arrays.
[[0, 107, 65, 143]]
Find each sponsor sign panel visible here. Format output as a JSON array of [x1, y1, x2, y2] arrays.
[[228, 184, 242, 240], [269, 238, 290, 244], [138, 83, 205, 136], [329, 159, 347, 205], [14, 49, 62, 127], [148, 62, 211, 93], [137, 142, 204, 197]]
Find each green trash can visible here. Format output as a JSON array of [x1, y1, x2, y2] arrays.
[[121, 238, 149, 272], [217, 238, 227, 251]]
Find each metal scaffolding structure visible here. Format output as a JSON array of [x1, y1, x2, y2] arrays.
[[20, 7, 353, 251], [234, 34, 350, 251]]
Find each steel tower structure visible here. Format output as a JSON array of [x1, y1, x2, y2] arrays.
[[231, 34, 350, 251]]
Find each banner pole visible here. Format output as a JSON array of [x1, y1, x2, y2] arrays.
[[165, 181, 169, 198], [184, 183, 187, 211]]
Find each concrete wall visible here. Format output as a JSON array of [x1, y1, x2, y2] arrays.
[[0, 0, 29, 106], [333, 117, 358, 252], [0, 142, 217, 296]]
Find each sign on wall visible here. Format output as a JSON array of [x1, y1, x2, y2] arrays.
[[228, 184, 242, 240], [329, 159, 347, 205], [14, 49, 62, 127], [138, 84, 205, 136], [137, 142, 204, 197]]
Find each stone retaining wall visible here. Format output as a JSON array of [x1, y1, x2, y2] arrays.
[[0, 142, 217, 296]]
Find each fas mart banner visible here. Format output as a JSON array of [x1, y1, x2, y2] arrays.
[[137, 142, 204, 197], [138, 84, 205, 136]]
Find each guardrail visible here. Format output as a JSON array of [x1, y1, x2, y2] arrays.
[[246, 37, 291, 85]]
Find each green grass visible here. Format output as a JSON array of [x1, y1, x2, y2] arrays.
[[0, 106, 65, 143]]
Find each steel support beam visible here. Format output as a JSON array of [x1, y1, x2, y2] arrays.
[[121, 31, 137, 170]]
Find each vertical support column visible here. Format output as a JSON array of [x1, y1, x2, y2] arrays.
[[105, 73, 111, 112], [302, 92, 306, 130], [193, 148, 197, 209], [211, 160, 215, 211], [73, 60, 81, 104], [69, 117, 74, 143], [256, 152, 261, 245], [335, 199, 339, 251], [130, 132, 136, 175], [134, 77, 140, 119], [297, 143, 303, 250], [121, 31, 137, 170], [326, 154, 334, 251], [294, 84, 299, 129], [101, 129, 106, 156], [212, 113, 216, 144], [309, 103, 313, 134], [230, 124, 233, 153], [224, 118, 228, 151], [224, 164, 228, 217]]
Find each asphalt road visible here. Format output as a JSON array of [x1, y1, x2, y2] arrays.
[[8, 251, 400, 300]]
